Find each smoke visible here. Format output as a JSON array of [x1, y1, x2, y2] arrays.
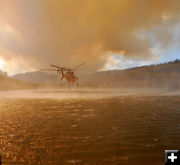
[[0, 0, 180, 74]]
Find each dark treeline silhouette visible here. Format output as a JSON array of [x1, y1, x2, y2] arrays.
[[0, 74, 38, 90], [80, 59, 180, 89], [11, 59, 180, 89]]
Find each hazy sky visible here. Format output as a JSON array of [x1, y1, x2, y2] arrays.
[[0, 0, 180, 75]]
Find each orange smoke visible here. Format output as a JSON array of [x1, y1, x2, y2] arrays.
[[0, 0, 180, 74]]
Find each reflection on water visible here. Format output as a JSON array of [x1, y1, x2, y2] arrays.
[[0, 96, 180, 164]]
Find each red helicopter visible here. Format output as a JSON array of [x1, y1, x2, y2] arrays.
[[41, 63, 86, 86]]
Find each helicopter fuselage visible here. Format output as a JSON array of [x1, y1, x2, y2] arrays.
[[60, 70, 78, 84]]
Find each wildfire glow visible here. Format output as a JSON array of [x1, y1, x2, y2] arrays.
[[0, 57, 4, 70]]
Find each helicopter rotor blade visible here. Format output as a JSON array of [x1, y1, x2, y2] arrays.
[[73, 67, 86, 71], [72, 63, 86, 69], [41, 63, 86, 73], [40, 69, 59, 71], [50, 65, 69, 70], [50, 65, 60, 68]]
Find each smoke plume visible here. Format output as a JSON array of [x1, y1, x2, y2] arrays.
[[0, 0, 180, 74]]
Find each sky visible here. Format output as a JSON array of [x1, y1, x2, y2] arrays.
[[0, 0, 180, 75]]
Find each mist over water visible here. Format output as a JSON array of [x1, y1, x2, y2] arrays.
[[0, 88, 179, 100]]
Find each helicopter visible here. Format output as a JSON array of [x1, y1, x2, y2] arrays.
[[41, 63, 86, 86]]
